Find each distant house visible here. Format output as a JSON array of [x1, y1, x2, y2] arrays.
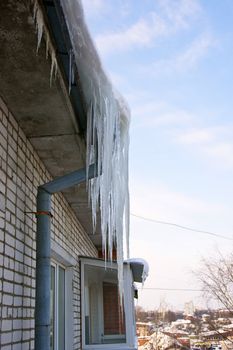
[[0, 1, 147, 349]]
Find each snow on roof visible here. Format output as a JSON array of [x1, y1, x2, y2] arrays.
[[223, 324, 233, 329], [172, 319, 191, 324]]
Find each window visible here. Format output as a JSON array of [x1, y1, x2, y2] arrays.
[[50, 262, 66, 350], [81, 258, 136, 350], [50, 240, 75, 350]]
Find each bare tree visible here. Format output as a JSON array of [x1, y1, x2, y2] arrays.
[[195, 252, 233, 345], [196, 252, 233, 313]]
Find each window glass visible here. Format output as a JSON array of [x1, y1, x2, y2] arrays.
[[84, 264, 126, 345]]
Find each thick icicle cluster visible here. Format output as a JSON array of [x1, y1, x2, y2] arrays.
[[59, 0, 130, 298], [32, 0, 58, 84]]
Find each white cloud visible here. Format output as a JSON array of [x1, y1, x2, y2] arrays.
[[131, 103, 194, 128], [95, 13, 166, 55], [94, 0, 202, 55], [205, 142, 233, 167], [143, 33, 216, 76], [130, 181, 224, 224], [174, 33, 216, 70], [158, 0, 201, 29], [130, 96, 233, 171], [174, 125, 233, 168], [176, 127, 217, 144], [130, 94, 233, 170]]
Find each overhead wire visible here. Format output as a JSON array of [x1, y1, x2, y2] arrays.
[[131, 213, 233, 241]]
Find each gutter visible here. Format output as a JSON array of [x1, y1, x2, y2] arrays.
[[35, 164, 96, 350], [42, 0, 87, 133]]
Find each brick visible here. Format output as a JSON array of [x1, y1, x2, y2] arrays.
[[7, 155, 17, 174], [15, 250, 23, 263], [16, 230, 24, 242], [9, 258, 15, 270], [13, 343, 22, 350], [9, 112, 18, 131], [0, 115, 7, 133], [1, 345, 12, 350], [6, 189, 16, 204], [13, 296, 22, 307], [5, 231, 15, 245], [5, 244, 15, 258], [0, 192, 6, 211], [8, 144, 17, 161], [3, 268, 14, 281], [15, 239, 24, 253], [1, 112, 8, 129], [6, 199, 15, 214], [16, 208, 24, 222], [12, 129, 18, 142], [1, 319, 12, 331], [13, 330, 22, 342], [0, 96, 9, 115], [14, 283, 23, 296], [17, 187, 25, 202], [17, 167, 25, 182], [2, 293, 13, 306], [13, 319, 22, 330], [0, 134, 7, 150], [0, 145, 7, 161], [22, 329, 31, 341], [0, 217, 4, 229], [3, 281, 14, 294]]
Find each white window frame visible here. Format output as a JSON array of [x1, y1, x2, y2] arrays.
[[51, 260, 67, 350], [51, 240, 75, 350], [80, 258, 137, 350]]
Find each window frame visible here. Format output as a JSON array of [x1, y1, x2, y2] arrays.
[[51, 260, 66, 350], [51, 239, 75, 350], [80, 257, 136, 350]]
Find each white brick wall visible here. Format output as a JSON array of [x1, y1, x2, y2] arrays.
[[0, 96, 98, 349]]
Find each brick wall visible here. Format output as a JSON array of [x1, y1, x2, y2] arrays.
[[0, 96, 97, 350]]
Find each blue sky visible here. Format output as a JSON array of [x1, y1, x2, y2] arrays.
[[82, 0, 233, 311]]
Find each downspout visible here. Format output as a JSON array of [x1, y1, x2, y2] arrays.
[[35, 165, 96, 350]]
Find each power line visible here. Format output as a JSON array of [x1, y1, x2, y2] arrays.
[[131, 213, 233, 241]]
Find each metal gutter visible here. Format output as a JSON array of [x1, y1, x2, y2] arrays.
[[42, 0, 87, 133], [35, 165, 96, 350]]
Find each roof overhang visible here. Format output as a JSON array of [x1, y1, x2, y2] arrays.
[[0, 0, 102, 247]]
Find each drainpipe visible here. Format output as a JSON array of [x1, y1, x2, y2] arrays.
[[35, 165, 96, 350]]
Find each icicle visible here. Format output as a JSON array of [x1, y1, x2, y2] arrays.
[[68, 49, 73, 94], [45, 33, 49, 59], [32, 0, 59, 87], [33, 1, 44, 52], [59, 0, 131, 302], [50, 50, 58, 86]]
